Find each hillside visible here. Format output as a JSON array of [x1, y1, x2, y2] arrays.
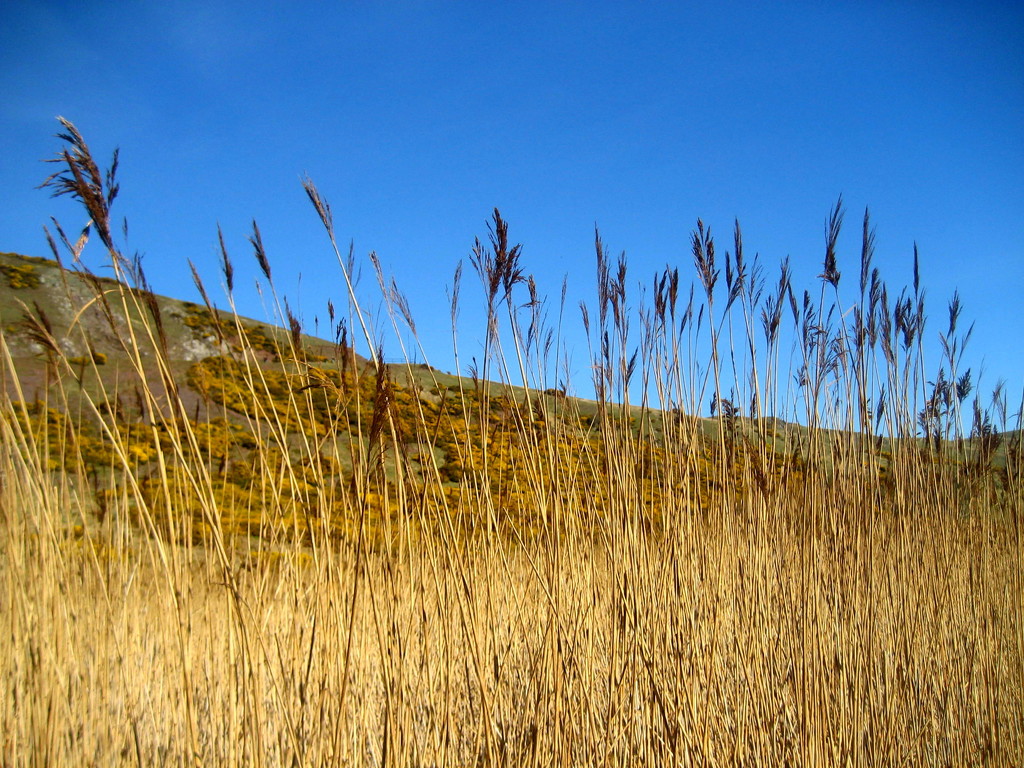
[[0, 249, 725, 546], [3, 244, 1017, 552]]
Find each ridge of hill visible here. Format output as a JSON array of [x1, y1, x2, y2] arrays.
[[0, 248, 697, 438], [3, 249, 1014, 454]]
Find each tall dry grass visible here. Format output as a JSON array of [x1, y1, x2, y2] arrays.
[[1, 119, 1021, 766]]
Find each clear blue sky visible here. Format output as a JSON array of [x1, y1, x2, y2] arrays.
[[2, 1, 1022, 418]]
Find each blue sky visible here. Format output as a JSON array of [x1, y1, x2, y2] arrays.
[[2, 1, 1022, 418]]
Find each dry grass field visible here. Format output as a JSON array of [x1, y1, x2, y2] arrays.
[[1, 119, 1020, 766]]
